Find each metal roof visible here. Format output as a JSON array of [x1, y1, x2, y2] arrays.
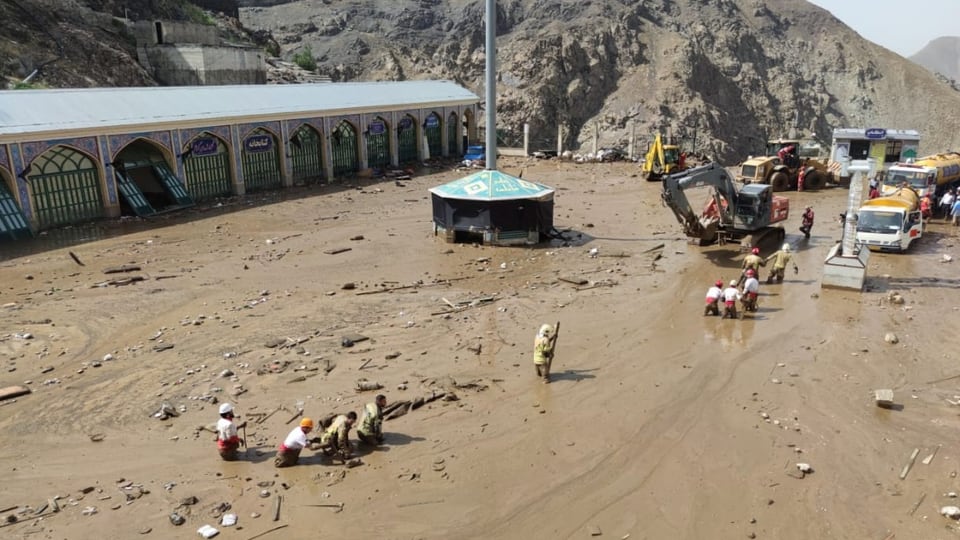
[[0, 81, 479, 138], [429, 170, 554, 201]]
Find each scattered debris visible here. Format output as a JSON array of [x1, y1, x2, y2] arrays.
[[103, 265, 142, 274], [154, 403, 180, 420], [68, 251, 85, 266], [0, 385, 31, 402], [356, 380, 383, 392], [197, 524, 220, 538], [941, 506, 960, 519], [874, 389, 894, 408], [884, 332, 899, 344], [900, 448, 920, 480], [323, 248, 352, 255], [922, 445, 942, 465]]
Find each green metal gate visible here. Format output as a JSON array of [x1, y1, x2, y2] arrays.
[[366, 118, 390, 169], [152, 162, 194, 206], [290, 124, 324, 184], [447, 113, 459, 157], [114, 169, 156, 216], [398, 116, 418, 163], [241, 129, 282, 192], [27, 146, 104, 230], [0, 176, 31, 241], [183, 136, 232, 201], [331, 121, 359, 178], [425, 113, 442, 158]]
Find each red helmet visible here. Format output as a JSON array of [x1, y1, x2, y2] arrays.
[[745, 269, 755, 277], [715, 279, 724, 287], [751, 247, 760, 255]]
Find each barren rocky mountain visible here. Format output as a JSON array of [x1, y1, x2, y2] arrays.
[[5, 0, 960, 159], [911, 36, 960, 82]]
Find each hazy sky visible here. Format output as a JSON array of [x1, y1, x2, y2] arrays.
[[806, 0, 960, 57]]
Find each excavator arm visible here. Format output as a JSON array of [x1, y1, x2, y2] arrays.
[[643, 134, 666, 177], [660, 163, 739, 242]]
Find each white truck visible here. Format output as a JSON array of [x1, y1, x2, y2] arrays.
[[855, 188, 924, 252]]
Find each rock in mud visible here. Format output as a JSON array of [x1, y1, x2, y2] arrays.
[[884, 333, 899, 344], [169, 512, 185, 525]]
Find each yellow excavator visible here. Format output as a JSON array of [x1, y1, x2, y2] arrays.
[[643, 134, 685, 181]]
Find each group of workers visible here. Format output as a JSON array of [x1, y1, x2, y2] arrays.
[[704, 243, 799, 319], [215, 394, 389, 468]]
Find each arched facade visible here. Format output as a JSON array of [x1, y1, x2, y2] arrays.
[[113, 138, 192, 215], [289, 124, 324, 184], [463, 109, 477, 147], [240, 127, 282, 192], [26, 145, 104, 229], [397, 114, 419, 164], [182, 132, 234, 201], [447, 112, 459, 156], [365, 117, 391, 170], [424, 112, 442, 159], [0, 167, 31, 240], [331, 120, 360, 177]]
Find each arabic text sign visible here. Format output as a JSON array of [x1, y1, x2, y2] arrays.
[[865, 128, 887, 140], [191, 137, 218, 156], [244, 134, 274, 153], [425, 115, 440, 128], [368, 121, 386, 135]]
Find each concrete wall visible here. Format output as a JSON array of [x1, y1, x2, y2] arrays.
[[190, 0, 239, 18], [134, 21, 219, 46], [144, 45, 266, 86], [236, 0, 299, 7]]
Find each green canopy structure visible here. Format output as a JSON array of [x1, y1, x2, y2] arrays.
[[429, 170, 555, 245]]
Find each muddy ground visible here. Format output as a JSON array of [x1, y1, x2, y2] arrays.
[[1, 159, 960, 540]]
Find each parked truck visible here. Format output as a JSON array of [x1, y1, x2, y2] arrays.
[[878, 152, 960, 200], [855, 187, 923, 252]]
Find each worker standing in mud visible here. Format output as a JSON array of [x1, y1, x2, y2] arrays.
[[741, 247, 766, 283], [274, 418, 315, 468], [317, 412, 357, 462], [800, 206, 815, 238], [740, 269, 760, 312], [704, 279, 723, 316], [357, 395, 387, 446], [721, 279, 741, 319], [216, 403, 245, 461], [765, 243, 798, 284], [533, 323, 556, 384]]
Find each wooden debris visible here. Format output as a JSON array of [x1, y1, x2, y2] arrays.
[[323, 247, 352, 255], [0, 385, 31, 402], [68, 251, 85, 266], [908, 492, 926, 516], [558, 276, 589, 286], [92, 275, 145, 287], [356, 380, 383, 392], [358, 359, 373, 370], [153, 343, 174, 352], [284, 409, 304, 425], [384, 401, 412, 420], [342, 334, 370, 344], [103, 265, 141, 274], [246, 524, 288, 540], [899, 448, 920, 480], [396, 499, 444, 509], [642, 243, 666, 253], [272, 494, 282, 521], [922, 445, 942, 465]]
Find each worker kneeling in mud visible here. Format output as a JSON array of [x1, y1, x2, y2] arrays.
[[704, 279, 723, 316], [275, 417, 315, 468], [315, 412, 357, 462], [357, 394, 387, 446], [216, 403, 245, 461], [721, 279, 741, 319], [766, 243, 798, 284], [741, 269, 760, 313]]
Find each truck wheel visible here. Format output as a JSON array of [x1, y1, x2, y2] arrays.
[[770, 172, 789, 191], [805, 170, 824, 190]]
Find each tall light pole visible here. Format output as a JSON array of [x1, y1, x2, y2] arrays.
[[485, 0, 497, 171]]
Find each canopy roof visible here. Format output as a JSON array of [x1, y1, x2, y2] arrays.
[[429, 169, 554, 201]]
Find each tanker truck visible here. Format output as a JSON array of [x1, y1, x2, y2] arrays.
[[855, 187, 924, 252], [878, 152, 960, 200]]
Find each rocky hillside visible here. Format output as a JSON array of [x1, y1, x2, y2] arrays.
[[911, 36, 960, 81], [240, 0, 960, 159]]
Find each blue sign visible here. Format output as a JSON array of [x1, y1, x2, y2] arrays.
[[244, 134, 273, 153], [368, 121, 385, 135], [398, 117, 413, 130], [425, 115, 439, 128], [191, 137, 218, 156], [865, 128, 887, 140]]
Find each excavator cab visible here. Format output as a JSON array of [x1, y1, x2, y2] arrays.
[[733, 184, 773, 229], [663, 145, 680, 171]]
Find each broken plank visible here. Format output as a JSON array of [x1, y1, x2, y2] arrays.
[[922, 445, 941, 465], [558, 276, 589, 286], [323, 247, 352, 255], [899, 448, 920, 480], [642, 242, 666, 253], [103, 265, 141, 274], [0, 385, 31, 401], [342, 334, 370, 344], [908, 492, 926, 516], [355, 284, 418, 295]]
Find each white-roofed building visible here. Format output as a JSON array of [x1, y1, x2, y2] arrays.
[[0, 81, 479, 238]]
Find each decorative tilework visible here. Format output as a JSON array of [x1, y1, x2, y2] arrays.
[[285, 118, 325, 138], [231, 124, 244, 186], [9, 144, 31, 220], [20, 137, 100, 166], [107, 131, 174, 161], [237, 121, 281, 140], [0, 145, 8, 170], [98, 136, 118, 204], [179, 126, 232, 150]]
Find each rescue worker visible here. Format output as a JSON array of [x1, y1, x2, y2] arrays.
[[777, 144, 797, 168], [800, 206, 815, 238], [357, 394, 387, 446], [533, 323, 555, 384], [796, 162, 806, 192], [741, 269, 760, 312], [741, 247, 766, 283], [704, 279, 723, 316], [765, 243, 798, 284], [721, 279, 741, 320], [216, 403, 245, 461], [275, 417, 314, 468], [317, 412, 357, 462], [920, 195, 932, 220]]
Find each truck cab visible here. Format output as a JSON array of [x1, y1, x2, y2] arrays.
[[855, 190, 924, 252], [878, 164, 937, 199]]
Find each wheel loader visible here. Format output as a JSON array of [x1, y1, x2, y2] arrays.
[[736, 138, 833, 191], [642, 134, 685, 181]]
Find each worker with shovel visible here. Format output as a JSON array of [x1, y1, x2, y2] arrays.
[[533, 322, 559, 384], [216, 403, 245, 461]]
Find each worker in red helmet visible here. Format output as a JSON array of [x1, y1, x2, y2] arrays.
[[704, 279, 723, 316], [741, 269, 760, 312], [740, 247, 766, 284]]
